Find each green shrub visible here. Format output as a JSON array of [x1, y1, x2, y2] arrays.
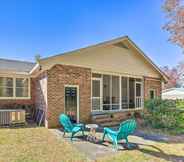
[[176, 99, 184, 109], [144, 98, 184, 130]]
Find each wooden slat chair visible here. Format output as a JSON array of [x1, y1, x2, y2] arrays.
[[102, 119, 137, 150], [59, 114, 85, 141]]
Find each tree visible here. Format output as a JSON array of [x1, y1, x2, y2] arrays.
[[163, 0, 184, 48], [162, 66, 180, 89], [162, 61, 184, 89], [35, 54, 41, 63]]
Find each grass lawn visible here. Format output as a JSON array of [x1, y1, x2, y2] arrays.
[[97, 135, 184, 162], [0, 127, 183, 162], [0, 127, 89, 162]]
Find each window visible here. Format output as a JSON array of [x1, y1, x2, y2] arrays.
[[0, 77, 13, 97], [103, 75, 120, 111], [103, 75, 111, 110], [92, 80, 100, 98], [0, 77, 30, 99], [112, 76, 119, 110], [121, 77, 128, 109], [91, 73, 143, 111], [129, 78, 135, 108], [92, 79, 101, 111], [149, 89, 156, 99], [16, 78, 29, 97]]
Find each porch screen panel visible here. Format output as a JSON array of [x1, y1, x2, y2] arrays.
[[121, 77, 128, 109], [112, 76, 119, 110], [135, 83, 142, 108], [92, 80, 101, 111], [136, 83, 141, 97], [103, 75, 111, 110], [129, 78, 135, 109]]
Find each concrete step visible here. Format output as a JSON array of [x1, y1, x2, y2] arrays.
[[92, 114, 111, 120]]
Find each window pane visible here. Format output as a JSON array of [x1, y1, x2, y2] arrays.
[[112, 105, 119, 110], [16, 78, 29, 97], [103, 75, 110, 104], [121, 77, 128, 109], [92, 98, 100, 110], [16, 78, 28, 88], [149, 90, 155, 99], [112, 76, 119, 104], [16, 87, 28, 97], [0, 77, 13, 97], [129, 78, 135, 108], [92, 80, 100, 97], [0, 87, 13, 97], [103, 105, 110, 110], [136, 83, 141, 97], [0, 77, 13, 87], [92, 73, 101, 78]]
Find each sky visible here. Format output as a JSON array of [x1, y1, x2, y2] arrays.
[[0, 0, 183, 68]]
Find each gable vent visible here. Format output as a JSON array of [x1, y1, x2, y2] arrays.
[[113, 42, 129, 49]]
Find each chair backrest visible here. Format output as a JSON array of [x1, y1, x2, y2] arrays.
[[117, 119, 137, 140], [59, 114, 74, 132]]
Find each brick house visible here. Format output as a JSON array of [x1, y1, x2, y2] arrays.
[[0, 36, 168, 128]]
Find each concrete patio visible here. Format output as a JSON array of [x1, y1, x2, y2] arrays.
[[51, 128, 184, 161]]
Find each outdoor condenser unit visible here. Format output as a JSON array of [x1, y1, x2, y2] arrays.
[[0, 109, 25, 126]]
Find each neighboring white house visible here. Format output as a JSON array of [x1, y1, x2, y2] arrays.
[[162, 88, 184, 100]]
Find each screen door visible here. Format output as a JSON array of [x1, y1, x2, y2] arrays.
[[65, 86, 79, 123]]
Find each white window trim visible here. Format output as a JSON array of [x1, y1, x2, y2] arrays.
[[91, 72, 144, 112], [0, 76, 31, 100], [91, 77, 102, 112], [135, 81, 143, 108]]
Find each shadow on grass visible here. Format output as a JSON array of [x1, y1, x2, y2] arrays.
[[135, 129, 184, 144], [138, 146, 184, 162]]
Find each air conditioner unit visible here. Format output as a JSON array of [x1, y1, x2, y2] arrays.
[[0, 109, 26, 126]]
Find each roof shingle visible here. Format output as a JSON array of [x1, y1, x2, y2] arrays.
[[0, 58, 35, 73]]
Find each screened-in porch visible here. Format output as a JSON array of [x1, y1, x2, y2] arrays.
[[92, 73, 143, 112]]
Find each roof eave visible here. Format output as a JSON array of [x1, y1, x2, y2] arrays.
[[0, 69, 30, 76]]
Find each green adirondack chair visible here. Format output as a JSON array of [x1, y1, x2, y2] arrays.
[[59, 114, 85, 141], [102, 119, 137, 150]]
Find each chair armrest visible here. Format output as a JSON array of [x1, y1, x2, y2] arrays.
[[104, 127, 118, 136], [73, 123, 85, 128]]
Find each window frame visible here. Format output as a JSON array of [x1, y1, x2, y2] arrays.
[[149, 89, 156, 99], [91, 77, 102, 111], [0, 77, 14, 98], [0, 75, 31, 100], [91, 72, 144, 112]]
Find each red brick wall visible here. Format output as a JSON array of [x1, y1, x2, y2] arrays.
[[46, 64, 91, 128], [32, 65, 162, 128], [0, 78, 35, 109], [144, 77, 162, 100]]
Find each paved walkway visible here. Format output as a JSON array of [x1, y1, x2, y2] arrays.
[[52, 129, 120, 160], [52, 128, 184, 161]]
